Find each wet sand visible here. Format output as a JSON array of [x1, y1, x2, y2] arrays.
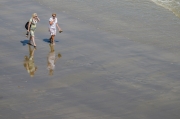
[[0, 0, 180, 119]]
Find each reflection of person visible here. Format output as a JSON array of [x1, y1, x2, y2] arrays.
[[47, 44, 61, 75], [49, 13, 63, 44], [27, 13, 40, 48], [23, 45, 37, 77]]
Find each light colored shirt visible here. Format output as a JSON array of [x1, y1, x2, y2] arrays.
[[49, 17, 57, 29], [29, 18, 37, 30]]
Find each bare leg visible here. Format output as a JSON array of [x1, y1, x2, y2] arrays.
[[29, 36, 32, 44], [31, 36, 36, 47], [49, 36, 52, 43], [52, 35, 55, 44]]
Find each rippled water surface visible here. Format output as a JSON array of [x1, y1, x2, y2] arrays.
[[152, 0, 180, 17], [36, 0, 160, 34], [35, 0, 180, 36]]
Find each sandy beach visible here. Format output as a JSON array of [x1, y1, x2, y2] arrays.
[[0, 0, 180, 119]]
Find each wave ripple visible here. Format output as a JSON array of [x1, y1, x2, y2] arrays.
[[151, 0, 180, 18]]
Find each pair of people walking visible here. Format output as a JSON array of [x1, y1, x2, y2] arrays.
[[26, 13, 63, 48]]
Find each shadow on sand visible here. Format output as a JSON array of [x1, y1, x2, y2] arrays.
[[43, 39, 59, 44], [20, 40, 29, 46]]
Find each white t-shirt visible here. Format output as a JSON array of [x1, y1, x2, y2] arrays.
[[49, 17, 57, 29]]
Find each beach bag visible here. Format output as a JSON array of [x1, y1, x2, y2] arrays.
[[25, 22, 30, 30], [25, 19, 33, 30]]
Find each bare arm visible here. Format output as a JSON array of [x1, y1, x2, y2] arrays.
[[49, 21, 53, 25], [36, 16, 40, 22], [56, 23, 62, 32]]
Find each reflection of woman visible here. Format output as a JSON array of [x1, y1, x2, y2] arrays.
[[47, 44, 61, 75], [23, 45, 37, 77]]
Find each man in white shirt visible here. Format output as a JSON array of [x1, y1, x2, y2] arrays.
[[49, 13, 63, 44]]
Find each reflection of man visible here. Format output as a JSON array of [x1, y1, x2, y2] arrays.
[[23, 44, 37, 77], [47, 44, 61, 75]]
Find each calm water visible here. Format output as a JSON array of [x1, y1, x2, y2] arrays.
[[36, 0, 180, 35]]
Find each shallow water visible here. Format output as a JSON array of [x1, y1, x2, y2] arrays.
[[35, 0, 180, 33], [0, 0, 180, 119], [36, 0, 156, 34], [36, 0, 180, 54]]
